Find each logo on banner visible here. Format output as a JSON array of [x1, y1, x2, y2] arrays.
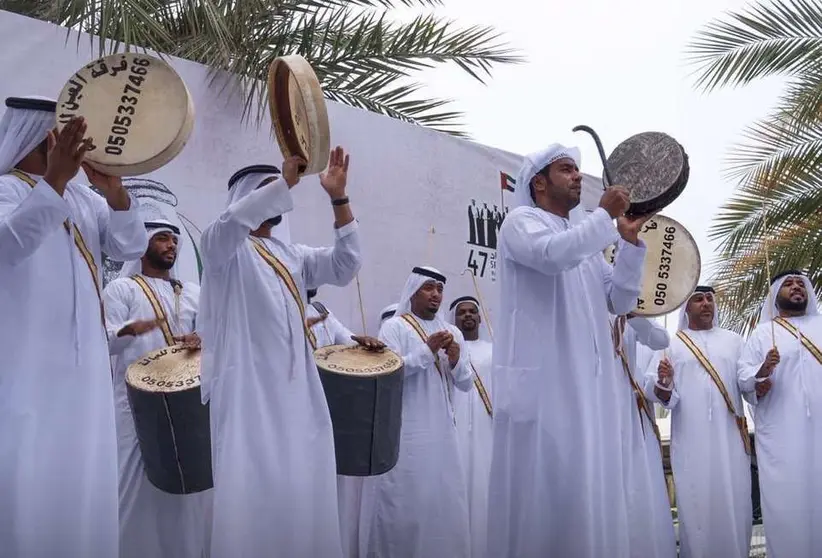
[[465, 171, 513, 282]]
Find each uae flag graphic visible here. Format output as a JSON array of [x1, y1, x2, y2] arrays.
[[500, 171, 515, 193]]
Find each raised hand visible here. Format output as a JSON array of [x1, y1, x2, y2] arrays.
[[44, 117, 92, 195], [282, 155, 306, 188], [426, 331, 451, 355], [598, 186, 630, 219], [658, 358, 674, 387], [319, 146, 350, 200], [757, 347, 780, 378], [445, 339, 461, 368], [617, 212, 656, 246]]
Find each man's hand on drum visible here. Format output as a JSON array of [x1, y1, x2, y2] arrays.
[[174, 333, 202, 351], [282, 155, 306, 188], [617, 211, 656, 246], [351, 335, 385, 351], [117, 319, 160, 338]]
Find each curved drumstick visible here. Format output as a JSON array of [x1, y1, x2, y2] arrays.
[[572, 125, 612, 189]]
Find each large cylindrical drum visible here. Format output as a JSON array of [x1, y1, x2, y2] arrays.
[[314, 344, 404, 476], [126, 345, 212, 494]]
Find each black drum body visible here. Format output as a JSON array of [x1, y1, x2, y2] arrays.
[[126, 384, 213, 494], [318, 366, 404, 476], [606, 131, 690, 216]]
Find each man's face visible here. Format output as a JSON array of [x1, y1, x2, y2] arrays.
[[776, 276, 808, 313], [686, 292, 715, 328], [533, 158, 582, 209], [143, 232, 178, 270], [411, 280, 443, 314], [455, 302, 480, 335]]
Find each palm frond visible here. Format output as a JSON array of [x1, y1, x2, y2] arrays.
[[687, 0, 822, 91]]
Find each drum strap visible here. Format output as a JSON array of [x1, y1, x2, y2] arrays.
[[400, 313, 455, 421], [612, 317, 661, 446], [468, 361, 493, 418], [250, 237, 318, 350], [9, 169, 104, 325], [774, 317, 822, 367], [130, 275, 177, 346], [676, 331, 752, 455]]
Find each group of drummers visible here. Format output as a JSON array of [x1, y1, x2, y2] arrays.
[[1, 49, 822, 558]]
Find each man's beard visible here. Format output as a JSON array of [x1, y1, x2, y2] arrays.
[[145, 250, 175, 270], [264, 215, 283, 227], [777, 294, 808, 313]]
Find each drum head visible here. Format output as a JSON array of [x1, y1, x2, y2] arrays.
[[604, 214, 700, 317], [267, 55, 330, 176], [314, 345, 402, 377], [606, 132, 689, 216], [56, 53, 193, 176], [126, 344, 201, 393]]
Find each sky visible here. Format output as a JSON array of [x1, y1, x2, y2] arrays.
[[402, 0, 785, 286]]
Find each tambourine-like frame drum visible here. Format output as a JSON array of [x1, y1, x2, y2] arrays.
[[604, 214, 700, 317], [314, 344, 404, 476], [56, 53, 194, 177], [267, 55, 330, 176], [125, 344, 212, 494], [605, 131, 690, 216]]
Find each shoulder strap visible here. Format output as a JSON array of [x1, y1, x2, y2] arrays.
[[9, 169, 104, 324], [774, 317, 822, 366], [468, 360, 493, 417], [130, 275, 176, 346], [613, 318, 660, 444], [676, 330, 752, 455], [250, 237, 317, 350], [400, 313, 455, 418]]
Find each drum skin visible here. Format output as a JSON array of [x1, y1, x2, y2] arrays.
[[315, 345, 404, 476], [605, 214, 700, 317], [606, 131, 690, 216]]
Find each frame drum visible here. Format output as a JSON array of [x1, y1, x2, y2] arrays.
[[314, 344, 404, 476], [606, 132, 690, 216], [604, 214, 700, 317], [56, 53, 194, 177], [267, 55, 330, 176], [125, 345, 212, 494]]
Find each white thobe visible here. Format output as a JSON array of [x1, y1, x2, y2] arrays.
[[0, 173, 146, 558], [739, 316, 822, 558], [307, 303, 361, 558], [487, 206, 645, 558], [615, 317, 676, 558], [358, 315, 474, 558], [452, 338, 493, 558], [103, 275, 212, 558], [645, 328, 752, 558], [199, 177, 360, 558]]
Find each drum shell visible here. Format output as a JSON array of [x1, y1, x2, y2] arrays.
[[126, 383, 213, 494], [318, 365, 404, 476]]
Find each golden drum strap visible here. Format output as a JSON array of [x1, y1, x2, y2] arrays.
[[613, 318, 660, 443], [400, 313, 454, 416], [250, 237, 317, 351], [676, 330, 752, 455], [469, 361, 493, 417], [130, 275, 176, 346], [9, 169, 104, 324], [774, 317, 822, 367]]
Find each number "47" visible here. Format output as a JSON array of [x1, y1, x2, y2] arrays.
[[467, 249, 488, 277]]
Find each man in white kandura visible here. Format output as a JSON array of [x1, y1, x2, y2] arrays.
[[611, 313, 676, 557], [359, 266, 474, 558], [449, 295, 494, 558], [487, 144, 648, 558], [103, 219, 211, 558], [198, 148, 361, 558], [0, 98, 147, 557], [739, 270, 822, 558], [645, 286, 752, 558], [305, 287, 383, 558]]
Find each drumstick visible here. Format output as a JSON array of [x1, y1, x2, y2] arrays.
[[460, 269, 494, 341], [354, 274, 368, 335], [572, 125, 612, 189], [760, 196, 776, 348], [424, 226, 436, 264]]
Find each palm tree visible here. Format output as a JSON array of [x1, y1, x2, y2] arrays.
[[1, 0, 521, 137], [687, 0, 822, 334]]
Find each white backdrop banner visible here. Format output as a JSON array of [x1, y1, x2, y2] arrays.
[[0, 10, 603, 335]]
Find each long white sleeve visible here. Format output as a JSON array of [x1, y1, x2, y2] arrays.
[[90, 189, 147, 261], [200, 177, 294, 268], [447, 326, 474, 392], [327, 313, 355, 345], [601, 239, 646, 316], [298, 221, 361, 289], [0, 179, 70, 266], [629, 316, 670, 351], [501, 207, 620, 276], [103, 279, 139, 356], [738, 327, 768, 404]]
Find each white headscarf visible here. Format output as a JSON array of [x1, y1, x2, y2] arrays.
[[118, 219, 182, 279], [0, 96, 56, 174], [514, 143, 582, 208], [394, 266, 448, 325], [759, 271, 819, 324], [447, 295, 491, 341], [379, 303, 398, 326], [227, 164, 292, 244], [677, 286, 720, 330]]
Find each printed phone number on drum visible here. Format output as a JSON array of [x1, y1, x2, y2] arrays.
[[138, 375, 200, 389], [104, 57, 151, 157], [638, 225, 678, 311]]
